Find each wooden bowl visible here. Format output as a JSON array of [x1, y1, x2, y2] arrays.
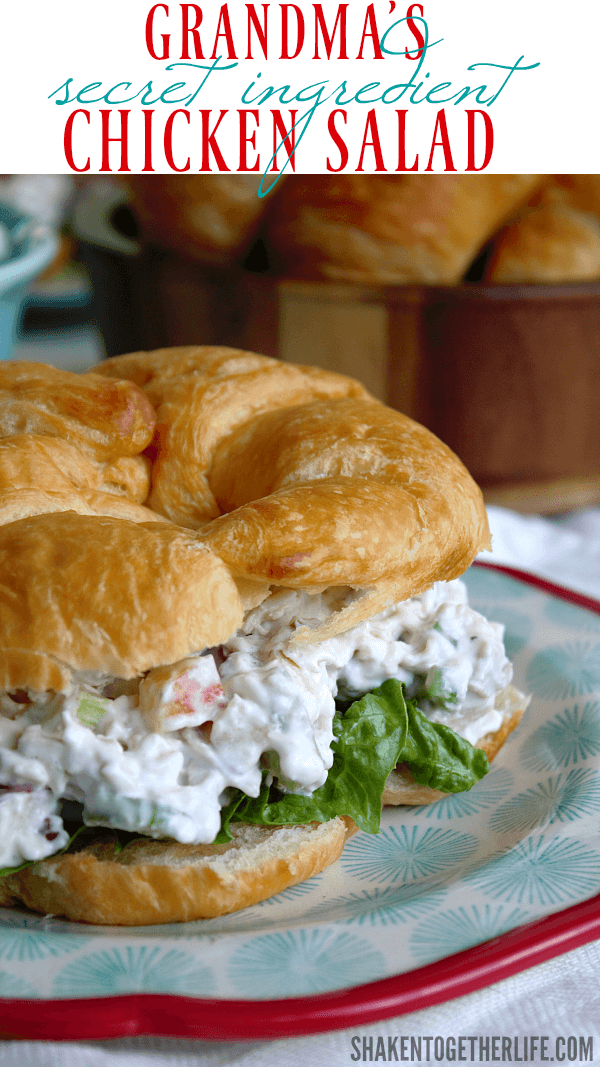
[[421, 282, 600, 510]]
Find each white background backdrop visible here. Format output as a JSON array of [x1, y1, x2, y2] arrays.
[[2, 0, 599, 175]]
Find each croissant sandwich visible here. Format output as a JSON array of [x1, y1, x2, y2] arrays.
[[0, 351, 528, 925]]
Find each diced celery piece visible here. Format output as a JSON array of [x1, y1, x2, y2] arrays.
[[76, 695, 109, 728]]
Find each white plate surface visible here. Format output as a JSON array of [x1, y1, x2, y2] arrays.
[[2, 565, 600, 1001]]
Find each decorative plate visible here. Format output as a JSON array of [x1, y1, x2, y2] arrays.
[[2, 563, 600, 1040]]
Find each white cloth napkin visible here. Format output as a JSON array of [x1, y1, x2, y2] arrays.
[[480, 505, 600, 601], [5, 506, 600, 1065]]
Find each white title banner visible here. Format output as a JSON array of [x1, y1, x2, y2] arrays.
[[2, 0, 599, 177]]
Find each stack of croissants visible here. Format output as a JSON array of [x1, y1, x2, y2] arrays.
[[125, 173, 600, 286]]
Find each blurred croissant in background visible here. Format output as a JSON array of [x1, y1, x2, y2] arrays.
[[124, 173, 600, 286]]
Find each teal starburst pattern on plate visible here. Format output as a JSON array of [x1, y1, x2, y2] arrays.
[[305, 883, 447, 926], [521, 703, 600, 772], [53, 945, 215, 998], [544, 597, 600, 634], [0, 914, 89, 962], [464, 836, 600, 906], [255, 875, 324, 905], [409, 904, 530, 964], [340, 825, 478, 885], [489, 769, 600, 835], [228, 927, 385, 997], [0, 970, 37, 998], [415, 767, 514, 821], [461, 568, 528, 602], [526, 642, 600, 700]]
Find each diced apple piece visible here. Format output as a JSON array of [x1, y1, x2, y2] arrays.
[[138, 655, 227, 733]]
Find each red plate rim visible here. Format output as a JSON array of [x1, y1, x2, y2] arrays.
[[1, 561, 599, 1041]]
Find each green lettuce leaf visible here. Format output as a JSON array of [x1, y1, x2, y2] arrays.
[[216, 678, 489, 842], [401, 698, 489, 792]]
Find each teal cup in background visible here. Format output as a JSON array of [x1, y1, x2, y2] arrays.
[[0, 202, 59, 360]]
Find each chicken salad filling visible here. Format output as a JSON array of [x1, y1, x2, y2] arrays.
[[0, 578, 513, 871]]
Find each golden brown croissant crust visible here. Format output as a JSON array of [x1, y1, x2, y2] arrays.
[[0, 362, 155, 461], [0, 434, 150, 502], [126, 175, 272, 267], [0, 363, 169, 530], [0, 349, 490, 651], [485, 176, 600, 284], [0, 510, 243, 691], [267, 174, 542, 284]]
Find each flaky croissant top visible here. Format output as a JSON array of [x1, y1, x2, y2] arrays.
[[96, 346, 491, 627], [0, 348, 490, 672]]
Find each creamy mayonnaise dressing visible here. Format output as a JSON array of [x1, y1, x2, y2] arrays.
[[0, 579, 512, 867]]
